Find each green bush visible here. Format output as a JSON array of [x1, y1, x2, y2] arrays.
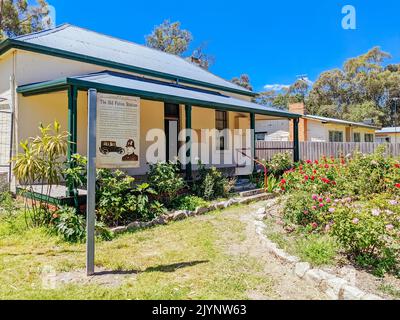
[[52, 206, 86, 243], [96, 169, 165, 226], [172, 195, 209, 211], [147, 161, 186, 205], [193, 163, 235, 201], [265, 152, 293, 177]]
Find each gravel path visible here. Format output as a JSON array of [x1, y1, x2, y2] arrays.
[[220, 200, 328, 300]]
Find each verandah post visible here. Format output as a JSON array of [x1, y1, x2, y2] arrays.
[[250, 112, 256, 173], [293, 118, 300, 163], [185, 104, 193, 180], [67, 86, 78, 197]]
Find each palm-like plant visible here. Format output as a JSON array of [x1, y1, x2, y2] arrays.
[[12, 121, 69, 227]]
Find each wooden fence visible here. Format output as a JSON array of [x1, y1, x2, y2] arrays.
[[256, 141, 400, 161]]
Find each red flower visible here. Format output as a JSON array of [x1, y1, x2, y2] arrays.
[[319, 203, 324, 208], [311, 176, 315, 181], [395, 163, 400, 169], [395, 183, 400, 189], [280, 179, 287, 185], [313, 170, 317, 174], [304, 175, 309, 181], [311, 222, 318, 229], [306, 160, 312, 164], [314, 160, 319, 165], [324, 164, 330, 169]]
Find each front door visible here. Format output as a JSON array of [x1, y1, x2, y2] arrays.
[[165, 119, 179, 162], [165, 104, 180, 162]]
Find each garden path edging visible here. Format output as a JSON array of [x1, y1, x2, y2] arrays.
[[254, 200, 384, 300], [110, 192, 276, 235]]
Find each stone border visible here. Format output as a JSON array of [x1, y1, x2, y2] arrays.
[[110, 192, 275, 235], [253, 204, 384, 300]]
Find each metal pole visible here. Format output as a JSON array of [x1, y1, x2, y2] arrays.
[[293, 118, 300, 162], [185, 105, 192, 180], [250, 113, 256, 173], [86, 88, 97, 276]]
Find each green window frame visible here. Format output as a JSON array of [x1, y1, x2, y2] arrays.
[[216, 110, 228, 150], [353, 132, 361, 142], [329, 131, 343, 142], [365, 133, 374, 143]]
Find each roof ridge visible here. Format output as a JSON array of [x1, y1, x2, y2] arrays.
[[13, 23, 70, 40], [15, 23, 252, 94]]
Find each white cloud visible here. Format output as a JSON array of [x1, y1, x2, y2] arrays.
[[263, 84, 291, 91]]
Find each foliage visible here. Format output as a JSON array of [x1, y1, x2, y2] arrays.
[[51, 206, 85, 243], [96, 169, 164, 226], [172, 195, 208, 212], [265, 152, 293, 177], [63, 154, 87, 189], [12, 121, 68, 227], [0, 0, 51, 40], [295, 234, 338, 266], [0, 192, 17, 220], [145, 19, 192, 56], [193, 162, 235, 201], [147, 161, 185, 205], [231, 74, 253, 91]]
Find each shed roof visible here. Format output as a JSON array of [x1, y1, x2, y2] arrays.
[[376, 127, 400, 134], [16, 71, 300, 119], [1, 24, 254, 97], [304, 115, 380, 129]]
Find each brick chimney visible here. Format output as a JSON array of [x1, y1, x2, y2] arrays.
[[289, 102, 307, 142], [289, 102, 306, 115]]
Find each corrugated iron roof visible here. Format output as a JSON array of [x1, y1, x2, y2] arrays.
[[376, 127, 400, 134], [17, 71, 301, 118], [304, 114, 380, 129], [12, 24, 253, 96]]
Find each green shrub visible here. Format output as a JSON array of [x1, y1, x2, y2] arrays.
[[265, 152, 293, 177], [52, 206, 86, 243], [193, 162, 235, 201], [96, 170, 165, 226], [147, 161, 186, 205], [172, 195, 209, 211], [0, 192, 18, 220]]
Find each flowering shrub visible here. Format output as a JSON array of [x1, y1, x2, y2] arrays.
[[280, 156, 347, 197]]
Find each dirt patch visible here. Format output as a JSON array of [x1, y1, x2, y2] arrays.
[[217, 201, 328, 300]]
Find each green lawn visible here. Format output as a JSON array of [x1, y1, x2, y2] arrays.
[[0, 206, 275, 300]]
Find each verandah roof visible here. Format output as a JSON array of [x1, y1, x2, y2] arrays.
[[17, 71, 301, 119]]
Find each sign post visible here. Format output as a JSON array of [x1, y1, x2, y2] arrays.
[[86, 88, 97, 276]]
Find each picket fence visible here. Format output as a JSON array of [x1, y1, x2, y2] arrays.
[[256, 141, 400, 161]]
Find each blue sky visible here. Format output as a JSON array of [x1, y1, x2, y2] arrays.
[[46, 0, 400, 92]]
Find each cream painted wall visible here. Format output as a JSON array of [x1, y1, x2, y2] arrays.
[[0, 51, 13, 102], [18, 91, 69, 147]]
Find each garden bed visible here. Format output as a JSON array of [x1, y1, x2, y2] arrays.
[[263, 197, 400, 299]]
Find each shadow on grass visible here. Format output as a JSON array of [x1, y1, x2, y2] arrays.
[[94, 260, 209, 276]]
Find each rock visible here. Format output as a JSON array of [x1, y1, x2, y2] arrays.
[[304, 269, 325, 285], [256, 207, 266, 215], [294, 262, 311, 278], [195, 206, 210, 215], [361, 293, 383, 300], [110, 226, 127, 234], [152, 216, 168, 225], [172, 210, 188, 221], [340, 285, 365, 300], [215, 202, 226, 210], [127, 221, 141, 230]]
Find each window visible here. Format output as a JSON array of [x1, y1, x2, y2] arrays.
[[353, 132, 361, 142], [365, 134, 374, 143], [256, 133, 267, 141], [329, 131, 343, 142], [216, 111, 228, 150]]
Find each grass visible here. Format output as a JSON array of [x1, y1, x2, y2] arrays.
[[265, 222, 338, 267], [378, 284, 400, 299], [0, 206, 275, 300]]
